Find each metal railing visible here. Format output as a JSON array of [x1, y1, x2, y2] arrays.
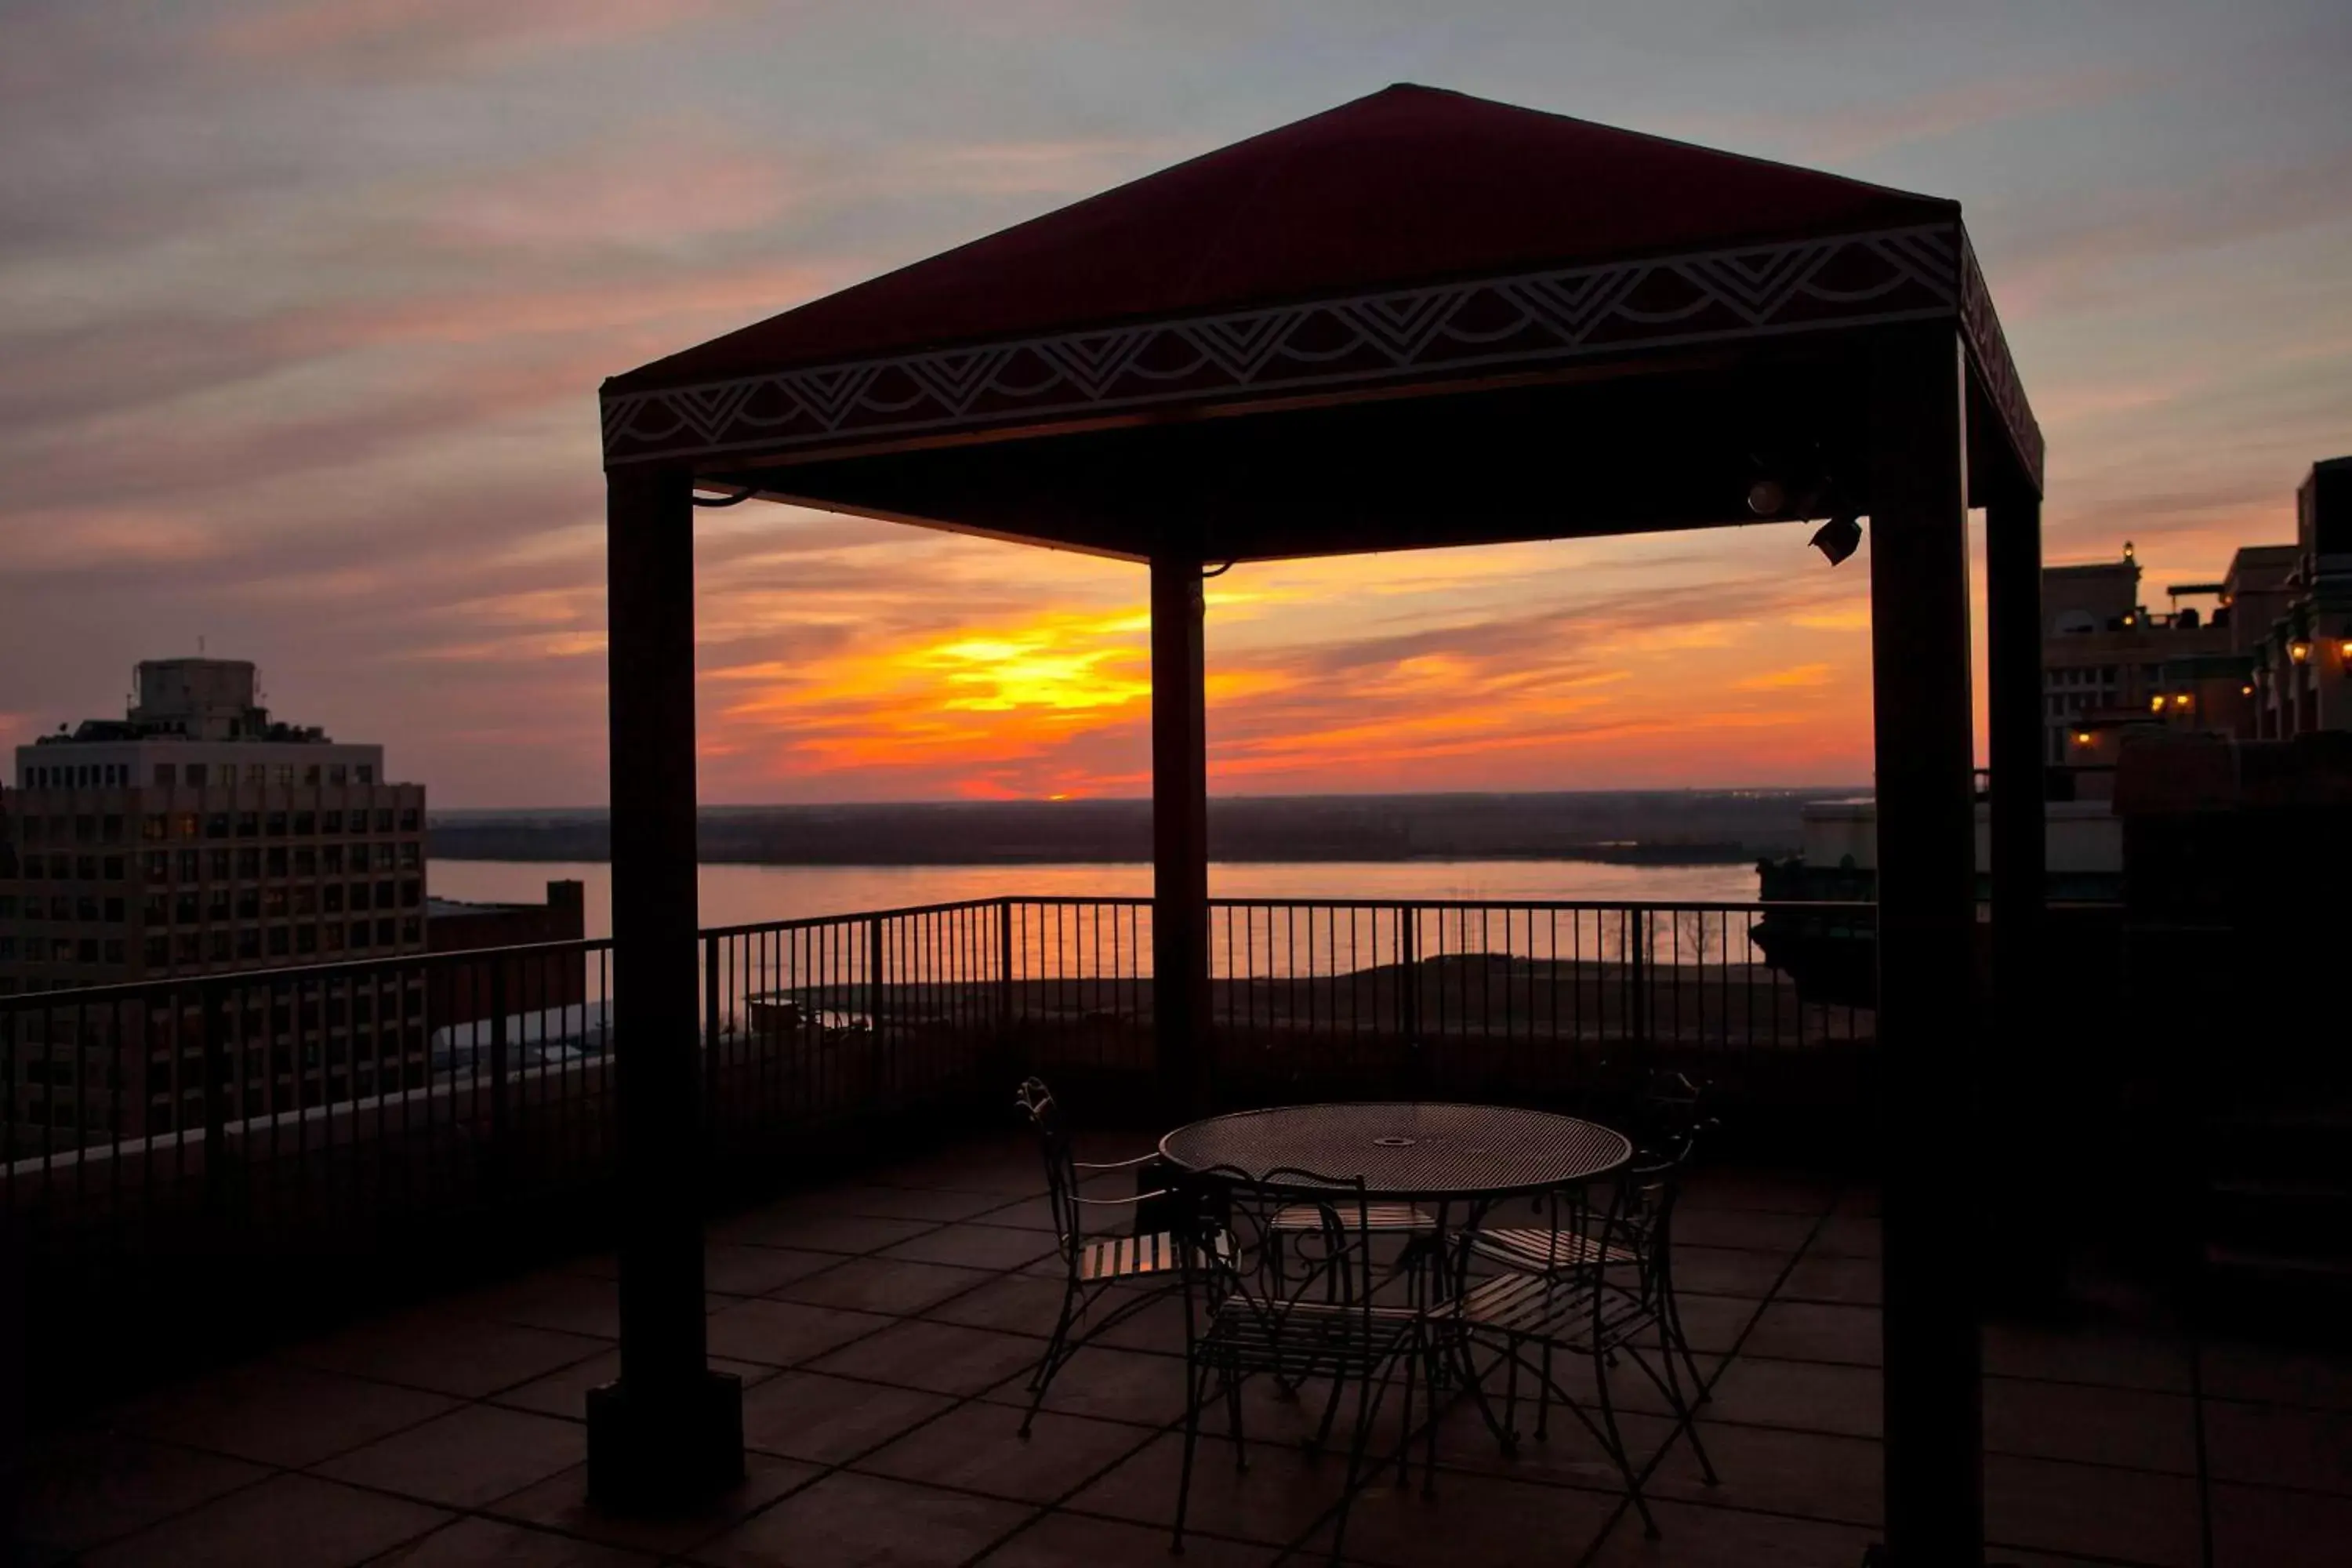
[[4, 895, 1871, 1305]]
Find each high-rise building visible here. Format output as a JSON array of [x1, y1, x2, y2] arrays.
[[2, 659, 426, 1142]]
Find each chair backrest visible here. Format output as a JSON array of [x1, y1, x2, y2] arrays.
[[1592, 1112, 1709, 1308], [1628, 1069, 1713, 1165], [1014, 1076, 1085, 1266], [1179, 1163, 1378, 1339]]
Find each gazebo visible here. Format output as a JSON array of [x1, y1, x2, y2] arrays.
[[590, 85, 2047, 1565]]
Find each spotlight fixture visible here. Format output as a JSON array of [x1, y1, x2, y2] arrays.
[[1745, 478, 1787, 517], [1809, 514, 1862, 567], [2288, 638, 2312, 664]]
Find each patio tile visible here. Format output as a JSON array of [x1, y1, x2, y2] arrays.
[[967, 1195, 1060, 1232], [978, 1509, 1276, 1566], [1669, 1208, 1818, 1253], [817, 1184, 1018, 1223], [813, 1318, 1051, 1397], [1776, 1253, 1881, 1307], [923, 1272, 1068, 1338], [708, 1208, 940, 1254], [1679, 1171, 1840, 1215], [2208, 1479, 2352, 1568], [1579, 1496, 1877, 1566], [1981, 1377, 2198, 1475], [2202, 1396, 2352, 1494], [1668, 1246, 1787, 1300], [286, 1316, 612, 1399], [486, 1454, 821, 1557], [368, 1516, 659, 1566], [1703, 1358, 1881, 1439], [1984, 1452, 2201, 1566], [1087, 1290, 1190, 1356], [685, 1470, 1034, 1568], [879, 1221, 1059, 1271], [79, 1473, 448, 1568], [1639, 1415, 1882, 1527], [1982, 1322, 2193, 1394], [490, 1351, 777, 1420], [2201, 1340, 2352, 1410], [13, 1429, 270, 1555], [702, 1298, 895, 1367], [314, 1403, 586, 1508], [1740, 1300, 1882, 1367], [1065, 1429, 1358, 1546], [1665, 1290, 1766, 1356], [112, 1360, 459, 1468], [458, 1270, 622, 1339], [704, 1242, 844, 1296], [1808, 1214, 1882, 1257], [1300, 1468, 1624, 1567], [975, 1343, 1188, 1427], [858, 1403, 1157, 1502], [775, 1255, 998, 1315], [739, 1370, 956, 1464]]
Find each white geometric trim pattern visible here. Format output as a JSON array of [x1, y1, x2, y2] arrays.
[[603, 220, 2036, 488]]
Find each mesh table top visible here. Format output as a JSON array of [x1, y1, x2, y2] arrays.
[[1159, 1102, 1632, 1201]]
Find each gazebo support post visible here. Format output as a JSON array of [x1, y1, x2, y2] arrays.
[[588, 463, 745, 1509], [1985, 495, 2056, 1305], [1150, 553, 1212, 1116], [1867, 330, 1984, 1565]]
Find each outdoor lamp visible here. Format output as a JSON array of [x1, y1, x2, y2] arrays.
[[2288, 638, 2311, 663], [2073, 730, 2092, 746], [2149, 695, 2165, 713], [1745, 478, 1786, 516], [1809, 514, 1861, 566], [2338, 638, 2352, 663], [2242, 684, 2255, 697], [2172, 692, 2192, 709]]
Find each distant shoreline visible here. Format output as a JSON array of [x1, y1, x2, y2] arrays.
[[427, 789, 1852, 870]]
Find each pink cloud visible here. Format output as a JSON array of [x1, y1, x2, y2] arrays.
[[212, 0, 739, 72]]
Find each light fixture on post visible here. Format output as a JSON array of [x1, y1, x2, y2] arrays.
[[1810, 514, 1862, 567], [2289, 637, 2312, 664], [2149, 695, 2165, 714]]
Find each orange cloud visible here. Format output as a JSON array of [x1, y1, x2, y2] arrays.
[[213, 0, 734, 71]]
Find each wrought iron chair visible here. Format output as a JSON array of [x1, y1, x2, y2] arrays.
[[1449, 1136, 1719, 1540], [1173, 1165, 1427, 1562], [1472, 1071, 1715, 1403], [1014, 1077, 1189, 1437]]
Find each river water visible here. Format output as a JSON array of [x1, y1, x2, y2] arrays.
[[427, 858, 1765, 941]]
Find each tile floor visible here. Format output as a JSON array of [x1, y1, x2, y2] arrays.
[[14, 1134, 2347, 1566]]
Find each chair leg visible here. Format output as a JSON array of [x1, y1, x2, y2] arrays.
[[1664, 1284, 1710, 1406], [1327, 1346, 1381, 1566], [1393, 1341, 1416, 1486], [1652, 1327, 1719, 1486], [1419, 1338, 1442, 1498], [1591, 1341, 1658, 1539], [1021, 1283, 1080, 1438], [1534, 1341, 1552, 1442], [1223, 1362, 1249, 1472], [1173, 1352, 1207, 1555]]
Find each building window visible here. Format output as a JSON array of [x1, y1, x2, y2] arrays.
[[103, 855, 123, 880], [303, 764, 321, 786], [267, 926, 290, 957], [209, 849, 230, 879], [206, 890, 230, 921], [48, 853, 68, 879], [274, 765, 295, 786], [294, 847, 316, 877], [266, 811, 288, 837], [376, 918, 395, 946], [294, 811, 315, 836], [357, 765, 376, 785], [142, 851, 168, 881], [399, 808, 419, 832], [143, 813, 166, 841], [174, 892, 198, 924], [236, 889, 259, 920], [74, 815, 95, 843], [374, 808, 393, 833], [78, 938, 99, 964], [397, 880, 419, 909], [237, 930, 260, 960], [103, 897, 124, 923], [400, 916, 421, 944], [397, 842, 421, 869], [376, 880, 396, 909], [349, 883, 370, 913], [263, 887, 288, 917], [349, 920, 371, 949], [235, 811, 258, 838], [49, 895, 68, 920], [143, 936, 169, 967], [246, 764, 265, 785], [322, 923, 343, 953], [328, 766, 348, 786], [237, 848, 260, 878], [296, 925, 317, 955], [293, 885, 315, 916], [176, 933, 201, 964], [175, 848, 197, 880], [75, 855, 96, 879], [207, 932, 229, 963], [266, 848, 288, 877], [195, 813, 220, 840], [323, 884, 344, 913], [52, 938, 74, 962], [350, 844, 371, 873], [102, 814, 122, 843], [321, 811, 343, 834], [189, 763, 210, 786]]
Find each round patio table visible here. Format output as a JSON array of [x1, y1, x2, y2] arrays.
[[1158, 1102, 1631, 1203]]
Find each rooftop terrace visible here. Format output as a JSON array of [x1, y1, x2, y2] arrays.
[[17, 1130, 2339, 1567]]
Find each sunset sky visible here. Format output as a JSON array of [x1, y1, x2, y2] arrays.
[[4, 2, 2348, 805]]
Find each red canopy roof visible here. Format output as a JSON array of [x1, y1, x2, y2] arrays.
[[608, 84, 1954, 394]]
